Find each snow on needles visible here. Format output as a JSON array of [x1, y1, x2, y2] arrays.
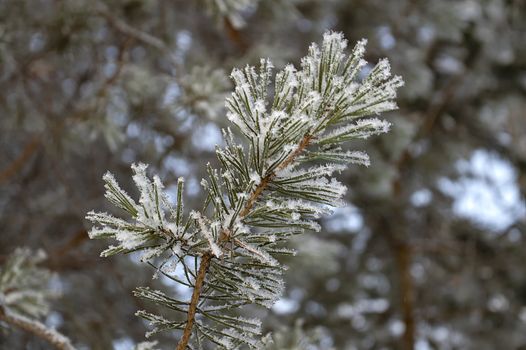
[[86, 31, 402, 349]]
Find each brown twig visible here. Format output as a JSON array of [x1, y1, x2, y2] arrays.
[[239, 176, 271, 218], [96, 4, 177, 65], [388, 73, 465, 350], [175, 134, 314, 349], [395, 242, 415, 350], [0, 137, 40, 184], [0, 307, 76, 350], [175, 253, 212, 350], [224, 17, 248, 52]]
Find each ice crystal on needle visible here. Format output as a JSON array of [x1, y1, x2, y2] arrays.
[[87, 31, 403, 348]]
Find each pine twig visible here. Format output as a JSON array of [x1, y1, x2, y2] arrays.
[[175, 253, 212, 350], [240, 134, 314, 217], [0, 307, 76, 350], [175, 134, 313, 349]]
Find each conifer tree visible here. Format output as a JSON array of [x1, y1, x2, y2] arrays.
[[86, 31, 403, 349]]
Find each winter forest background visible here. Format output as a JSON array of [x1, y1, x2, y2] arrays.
[[1, 0, 526, 349]]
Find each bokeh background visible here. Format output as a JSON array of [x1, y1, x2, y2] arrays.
[[1, 0, 525, 349]]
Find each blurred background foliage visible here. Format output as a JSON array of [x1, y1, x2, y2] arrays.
[[0, 0, 525, 349]]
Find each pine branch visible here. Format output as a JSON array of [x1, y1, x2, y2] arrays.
[[240, 134, 314, 217], [176, 133, 313, 349], [87, 31, 403, 348], [0, 248, 76, 349], [0, 307, 75, 350]]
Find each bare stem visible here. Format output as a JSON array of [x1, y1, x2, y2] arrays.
[[175, 253, 212, 350], [0, 307, 76, 350]]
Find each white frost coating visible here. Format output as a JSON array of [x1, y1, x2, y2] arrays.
[[86, 211, 130, 229], [191, 211, 222, 257], [139, 242, 174, 262], [102, 171, 138, 213], [265, 198, 328, 214], [267, 247, 297, 256], [236, 192, 248, 200], [249, 171, 261, 185], [202, 301, 248, 312], [234, 238, 278, 266], [353, 38, 367, 57], [137, 310, 173, 338], [254, 99, 266, 114], [304, 149, 371, 167], [319, 118, 391, 144], [323, 31, 348, 49], [216, 336, 234, 349], [131, 163, 167, 227], [115, 230, 148, 250], [87, 165, 187, 259], [277, 163, 348, 180], [222, 328, 260, 347], [348, 150, 371, 166], [357, 118, 391, 133], [227, 111, 253, 137], [231, 319, 262, 336]]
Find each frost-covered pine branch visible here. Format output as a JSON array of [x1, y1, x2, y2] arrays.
[[86, 31, 403, 349], [0, 248, 76, 350]]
